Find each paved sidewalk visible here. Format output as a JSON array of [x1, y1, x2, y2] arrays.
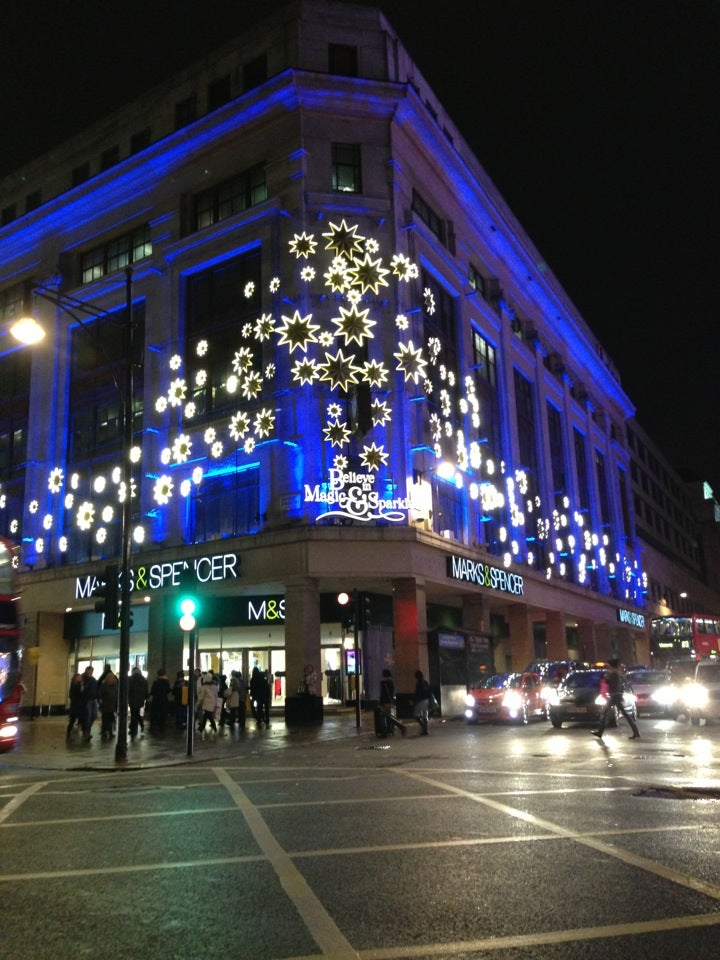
[[0, 707, 380, 772]]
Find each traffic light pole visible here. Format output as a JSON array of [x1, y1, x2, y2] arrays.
[[186, 628, 195, 756], [115, 267, 135, 763], [354, 589, 361, 730]]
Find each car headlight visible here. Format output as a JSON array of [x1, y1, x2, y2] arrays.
[[464, 708, 475, 720], [652, 685, 675, 706], [594, 693, 608, 706], [503, 691, 523, 711], [465, 694, 476, 708], [683, 683, 709, 709], [545, 687, 560, 705], [0, 721, 18, 739]]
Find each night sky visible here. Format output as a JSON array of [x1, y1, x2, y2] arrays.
[[3, 0, 718, 490]]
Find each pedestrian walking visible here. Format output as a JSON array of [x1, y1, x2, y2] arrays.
[[413, 669, 431, 735], [250, 666, 270, 726], [80, 665, 98, 741], [149, 667, 172, 733], [378, 668, 407, 737], [198, 671, 219, 733], [66, 673, 84, 739], [128, 666, 149, 737], [226, 670, 247, 729], [172, 670, 188, 730], [592, 658, 640, 740], [98, 669, 119, 740]]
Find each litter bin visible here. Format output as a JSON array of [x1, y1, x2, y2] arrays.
[[284, 695, 324, 725], [395, 692, 415, 720]]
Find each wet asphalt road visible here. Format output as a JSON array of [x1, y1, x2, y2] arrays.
[[2, 711, 720, 959]]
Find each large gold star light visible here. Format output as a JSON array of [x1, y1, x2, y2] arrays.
[[322, 219, 365, 259], [276, 310, 320, 353], [394, 340, 428, 384], [330, 304, 376, 346], [318, 348, 361, 392]]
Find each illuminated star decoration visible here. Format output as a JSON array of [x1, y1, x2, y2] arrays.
[[292, 357, 319, 384], [348, 253, 390, 294], [330, 304, 376, 345], [323, 418, 352, 447], [394, 340, 428, 384], [360, 442, 389, 472], [276, 310, 320, 353], [371, 399, 392, 426], [288, 232, 318, 258], [322, 219, 365, 259], [318, 348, 361, 391]]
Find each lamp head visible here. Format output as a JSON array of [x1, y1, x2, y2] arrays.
[[10, 316, 45, 345]]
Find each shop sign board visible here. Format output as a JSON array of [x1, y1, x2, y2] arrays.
[[75, 552, 239, 600], [305, 468, 412, 523], [446, 554, 524, 596], [617, 608, 645, 629]]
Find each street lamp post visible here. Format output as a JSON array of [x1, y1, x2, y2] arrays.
[[338, 590, 361, 730], [13, 267, 136, 762]]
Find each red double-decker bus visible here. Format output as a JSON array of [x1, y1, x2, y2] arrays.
[[650, 614, 720, 665], [0, 535, 23, 751]]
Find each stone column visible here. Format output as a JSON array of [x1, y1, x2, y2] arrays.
[[577, 619, 596, 661], [392, 577, 427, 690], [545, 610, 567, 660], [505, 604, 534, 671], [283, 577, 321, 694], [462, 595, 486, 633]]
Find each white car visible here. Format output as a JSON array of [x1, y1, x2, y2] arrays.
[[683, 660, 720, 725]]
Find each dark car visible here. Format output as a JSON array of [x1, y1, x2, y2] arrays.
[[524, 659, 589, 687], [547, 669, 637, 729]]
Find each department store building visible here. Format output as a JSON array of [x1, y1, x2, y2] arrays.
[[0, 0, 658, 715]]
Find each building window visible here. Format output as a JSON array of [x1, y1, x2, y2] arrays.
[[0, 351, 31, 481], [194, 164, 267, 231], [329, 43, 358, 76], [514, 370, 538, 486], [472, 330, 501, 466], [573, 427, 590, 513], [243, 53, 267, 91], [68, 303, 145, 463], [130, 128, 151, 155], [71, 162, 90, 188], [412, 190, 447, 245], [596, 450, 610, 526], [100, 145, 120, 171], [174, 94, 197, 130], [193, 468, 261, 541], [25, 190, 41, 213], [80, 224, 152, 284], [185, 249, 262, 422], [207, 74, 232, 111], [331, 143, 362, 193], [468, 264, 487, 299], [547, 402, 566, 498]]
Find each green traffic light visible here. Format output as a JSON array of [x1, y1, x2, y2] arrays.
[[179, 596, 197, 617]]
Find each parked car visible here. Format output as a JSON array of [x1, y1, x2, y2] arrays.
[[547, 668, 637, 729], [625, 669, 675, 716], [465, 672, 547, 724], [683, 660, 720, 726]]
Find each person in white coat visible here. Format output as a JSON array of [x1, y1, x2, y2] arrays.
[[198, 672, 219, 733]]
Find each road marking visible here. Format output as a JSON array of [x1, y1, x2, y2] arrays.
[[399, 768, 720, 902], [0, 781, 44, 825], [337, 912, 720, 958], [213, 766, 360, 959]]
